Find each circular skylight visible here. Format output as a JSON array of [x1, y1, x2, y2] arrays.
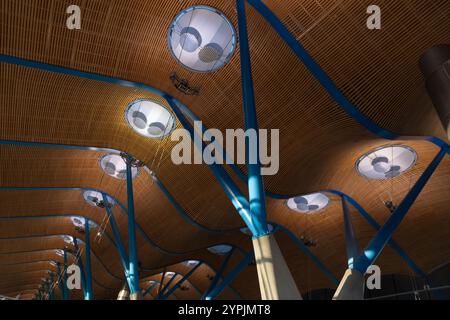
[[125, 100, 176, 139], [82, 190, 115, 207], [168, 5, 236, 73], [240, 224, 274, 236], [183, 260, 199, 267], [356, 145, 417, 180], [286, 193, 330, 214], [55, 249, 64, 257], [70, 217, 96, 229], [207, 244, 233, 255], [99, 153, 140, 180], [63, 235, 74, 245], [50, 261, 57, 267], [165, 272, 176, 277]]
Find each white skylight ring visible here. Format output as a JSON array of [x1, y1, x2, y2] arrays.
[[125, 99, 176, 139], [168, 5, 236, 73], [99, 153, 140, 180], [286, 192, 330, 214], [207, 244, 233, 255], [356, 145, 417, 180], [82, 190, 115, 207]]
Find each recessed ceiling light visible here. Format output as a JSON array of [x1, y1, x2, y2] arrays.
[[125, 100, 176, 139], [286, 193, 330, 214], [356, 145, 417, 180], [207, 244, 233, 255], [99, 153, 140, 180], [168, 5, 236, 73], [82, 190, 114, 207]]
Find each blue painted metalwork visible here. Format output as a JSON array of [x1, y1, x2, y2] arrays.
[[274, 224, 339, 285], [341, 196, 359, 269], [84, 218, 93, 300], [236, 0, 269, 238], [125, 159, 141, 295], [159, 262, 204, 300], [156, 273, 177, 299], [157, 269, 166, 298], [204, 251, 254, 300], [354, 148, 447, 273], [164, 96, 257, 236], [62, 250, 68, 300], [49, 272, 54, 300], [202, 247, 235, 299], [326, 190, 427, 278], [142, 282, 158, 297], [245, 0, 450, 154], [103, 195, 132, 290], [73, 239, 87, 298]]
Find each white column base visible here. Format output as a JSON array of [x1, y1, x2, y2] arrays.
[[252, 234, 302, 300], [129, 292, 143, 300], [117, 283, 129, 300], [333, 269, 365, 300]]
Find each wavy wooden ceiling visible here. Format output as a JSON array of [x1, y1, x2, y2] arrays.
[[0, 0, 449, 299]]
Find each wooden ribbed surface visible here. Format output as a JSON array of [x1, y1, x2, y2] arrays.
[[0, 0, 449, 299]]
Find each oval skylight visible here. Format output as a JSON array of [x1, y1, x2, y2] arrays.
[[356, 145, 417, 180], [70, 217, 96, 228], [55, 249, 64, 257], [207, 244, 233, 255], [99, 153, 140, 180], [63, 235, 74, 245], [168, 5, 236, 73], [240, 224, 274, 236], [286, 193, 330, 214], [183, 260, 199, 267], [125, 100, 175, 139], [49, 261, 57, 267], [82, 190, 115, 207]]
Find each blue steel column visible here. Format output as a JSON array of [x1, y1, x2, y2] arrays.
[[342, 196, 359, 269], [236, 0, 268, 237], [49, 272, 54, 300], [63, 250, 68, 300], [125, 159, 141, 297], [354, 148, 447, 272], [84, 219, 93, 300]]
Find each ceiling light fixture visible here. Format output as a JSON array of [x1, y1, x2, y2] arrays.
[[356, 144, 417, 180], [168, 5, 236, 73], [99, 153, 140, 180], [286, 192, 330, 214], [125, 99, 176, 139]]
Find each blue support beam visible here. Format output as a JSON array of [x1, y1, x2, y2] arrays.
[[84, 218, 93, 300], [49, 272, 54, 300], [236, 0, 269, 237], [103, 195, 132, 289], [156, 273, 177, 299], [342, 196, 359, 269], [62, 250, 68, 300], [354, 148, 446, 273], [160, 262, 203, 300], [73, 239, 87, 298], [125, 160, 140, 296], [142, 282, 158, 297], [204, 251, 254, 300], [202, 247, 236, 299]]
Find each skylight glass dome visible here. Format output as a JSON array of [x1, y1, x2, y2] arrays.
[[207, 244, 233, 255], [55, 249, 64, 257], [63, 235, 74, 245], [99, 153, 140, 180], [82, 190, 114, 207], [183, 260, 199, 267], [70, 217, 96, 229], [286, 192, 330, 214], [356, 145, 417, 180], [168, 5, 236, 73], [240, 224, 274, 236], [125, 100, 175, 139]]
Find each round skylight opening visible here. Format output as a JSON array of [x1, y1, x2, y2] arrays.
[[240, 224, 274, 236], [82, 190, 115, 207], [168, 5, 236, 73], [125, 100, 176, 139], [356, 145, 417, 180], [183, 260, 199, 267], [286, 192, 330, 214], [207, 244, 233, 255], [70, 217, 96, 229], [50, 261, 57, 267], [55, 250, 64, 257], [63, 235, 74, 245], [99, 153, 140, 180]]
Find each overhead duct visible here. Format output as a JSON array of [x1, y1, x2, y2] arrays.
[[420, 44, 450, 141]]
